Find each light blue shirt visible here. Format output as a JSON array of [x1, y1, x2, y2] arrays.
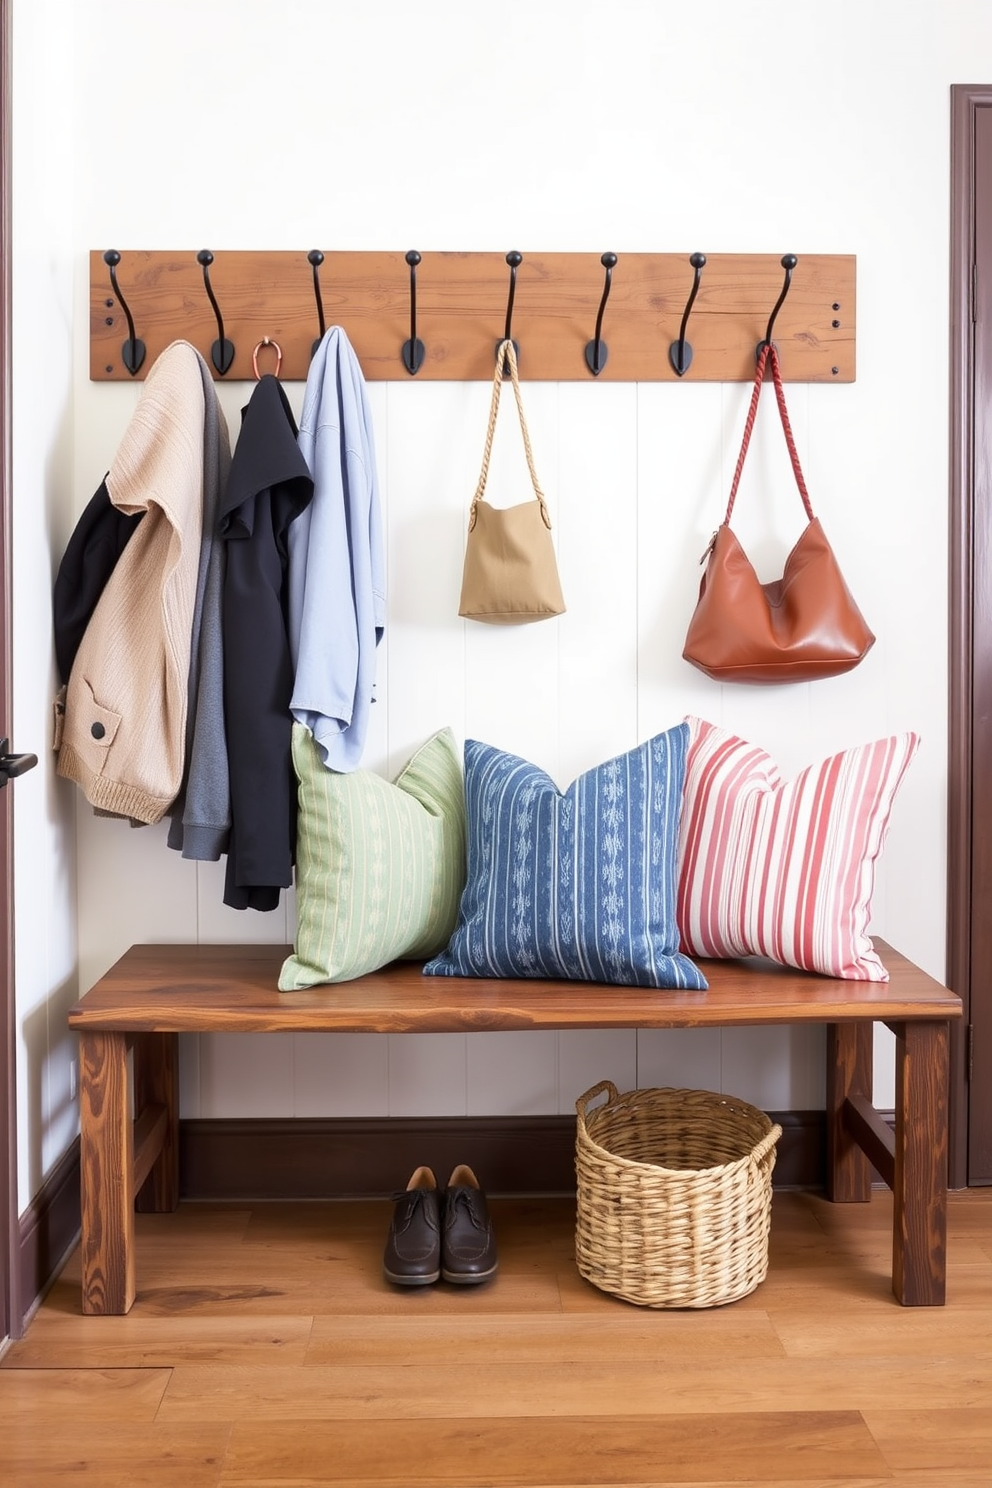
[[288, 327, 385, 772]]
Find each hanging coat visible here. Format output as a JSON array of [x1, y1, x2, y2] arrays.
[[288, 326, 385, 772], [55, 340, 207, 824], [219, 374, 313, 911]]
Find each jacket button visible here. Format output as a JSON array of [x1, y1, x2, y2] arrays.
[[91, 721, 106, 740]]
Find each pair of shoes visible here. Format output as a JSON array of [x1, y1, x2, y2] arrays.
[[382, 1163, 498, 1287]]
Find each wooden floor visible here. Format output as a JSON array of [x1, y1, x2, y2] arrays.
[[1, 1188, 991, 1487]]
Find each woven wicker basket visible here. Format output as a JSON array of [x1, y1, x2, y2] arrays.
[[574, 1081, 782, 1309]]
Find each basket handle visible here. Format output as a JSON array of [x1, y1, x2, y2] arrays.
[[751, 1123, 784, 1165], [575, 1080, 619, 1119]]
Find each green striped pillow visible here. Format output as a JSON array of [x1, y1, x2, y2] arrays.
[[279, 725, 467, 990]]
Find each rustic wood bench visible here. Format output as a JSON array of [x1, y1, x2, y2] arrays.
[[67, 939, 961, 1314]]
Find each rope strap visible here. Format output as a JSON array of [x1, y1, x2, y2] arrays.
[[724, 342, 815, 526], [470, 339, 551, 531]]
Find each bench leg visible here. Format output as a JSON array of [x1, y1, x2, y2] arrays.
[[825, 1022, 873, 1201], [78, 1031, 135, 1315], [890, 1019, 949, 1307], [133, 1032, 179, 1213]]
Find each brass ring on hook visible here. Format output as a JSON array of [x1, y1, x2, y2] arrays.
[[252, 337, 283, 380]]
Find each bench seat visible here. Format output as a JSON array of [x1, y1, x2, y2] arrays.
[[67, 939, 962, 1314]]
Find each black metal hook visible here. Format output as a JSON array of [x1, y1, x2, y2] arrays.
[[401, 250, 426, 375], [669, 252, 706, 377], [102, 250, 145, 376], [496, 250, 523, 373], [196, 251, 235, 375], [584, 252, 617, 377], [757, 253, 798, 361], [308, 250, 326, 358]]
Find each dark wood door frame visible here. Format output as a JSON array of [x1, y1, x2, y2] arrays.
[[947, 84, 992, 1189], [0, 0, 17, 1341]]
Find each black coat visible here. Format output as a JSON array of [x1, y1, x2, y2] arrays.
[[219, 375, 313, 911]]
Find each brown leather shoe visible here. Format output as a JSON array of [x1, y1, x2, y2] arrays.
[[383, 1166, 441, 1286], [441, 1164, 498, 1285]]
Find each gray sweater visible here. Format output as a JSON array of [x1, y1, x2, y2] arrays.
[[166, 351, 233, 859]]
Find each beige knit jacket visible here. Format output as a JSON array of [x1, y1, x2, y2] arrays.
[[56, 341, 207, 824]]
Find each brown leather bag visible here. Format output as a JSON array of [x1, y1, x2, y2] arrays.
[[682, 342, 874, 684], [458, 340, 565, 625]]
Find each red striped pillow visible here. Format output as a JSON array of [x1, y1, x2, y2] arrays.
[[676, 717, 920, 981]]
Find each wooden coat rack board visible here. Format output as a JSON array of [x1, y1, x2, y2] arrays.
[[90, 250, 856, 384]]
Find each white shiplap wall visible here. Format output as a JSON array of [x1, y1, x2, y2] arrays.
[[73, 371, 888, 1123], [15, 0, 977, 1205]]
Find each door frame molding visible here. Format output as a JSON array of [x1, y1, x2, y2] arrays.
[[0, 0, 18, 1341], [946, 84, 992, 1189]]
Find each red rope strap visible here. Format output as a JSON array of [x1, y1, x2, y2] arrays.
[[723, 343, 815, 526]]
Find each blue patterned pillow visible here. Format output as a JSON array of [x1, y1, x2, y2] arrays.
[[423, 724, 706, 989]]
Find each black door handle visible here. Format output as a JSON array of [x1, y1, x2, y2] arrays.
[[0, 737, 38, 787]]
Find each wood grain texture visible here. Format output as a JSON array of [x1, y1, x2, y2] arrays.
[[1, 1313, 313, 1369], [861, 1406, 992, 1475], [891, 1020, 950, 1306], [771, 1304, 992, 1358], [0, 1422, 232, 1488], [4, 1191, 992, 1486], [302, 1311, 787, 1366], [825, 1023, 874, 1202], [89, 249, 856, 384], [131, 1103, 168, 1200], [842, 1092, 895, 1191], [68, 941, 962, 1036], [156, 1354, 992, 1421], [133, 1031, 179, 1213], [78, 1031, 135, 1315], [0, 1365, 170, 1420], [218, 1412, 884, 1484]]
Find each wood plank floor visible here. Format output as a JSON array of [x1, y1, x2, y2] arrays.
[[1, 1188, 991, 1486]]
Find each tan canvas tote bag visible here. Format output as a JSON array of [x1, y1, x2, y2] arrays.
[[458, 339, 565, 624]]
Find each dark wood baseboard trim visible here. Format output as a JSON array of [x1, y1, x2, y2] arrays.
[[773, 1109, 827, 1189], [17, 1137, 80, 1330], [179, 1109, 830, 1201]]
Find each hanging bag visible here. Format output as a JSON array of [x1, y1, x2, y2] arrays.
[[682, 342, 874, 684], [458, 339, 565, 624]]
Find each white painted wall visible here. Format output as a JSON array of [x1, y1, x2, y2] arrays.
[[12, 0, 978, 1207], [11, 0, 78, 1212]]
